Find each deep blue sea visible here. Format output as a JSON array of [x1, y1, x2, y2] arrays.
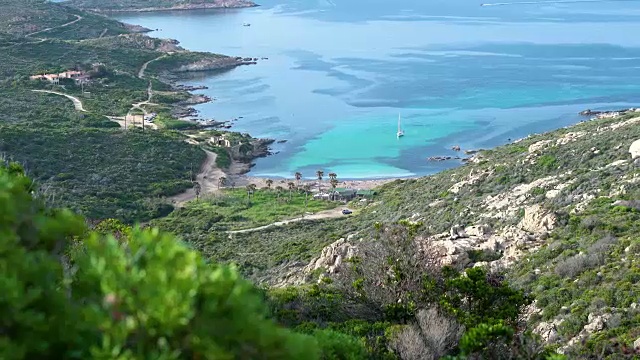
[[116, 0, 640, 179]]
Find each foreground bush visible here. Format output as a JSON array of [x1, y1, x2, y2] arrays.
[[0, 164, 365, 359]]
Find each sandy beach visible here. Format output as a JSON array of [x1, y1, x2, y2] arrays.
[[170, 155, 402, 207]]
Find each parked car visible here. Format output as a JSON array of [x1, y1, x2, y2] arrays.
[[341, 209, 353, 215]]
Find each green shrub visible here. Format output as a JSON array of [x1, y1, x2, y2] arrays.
[[0, 163, 376, 359]]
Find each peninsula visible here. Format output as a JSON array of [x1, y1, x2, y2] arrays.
[[66, 0, 258, 12]]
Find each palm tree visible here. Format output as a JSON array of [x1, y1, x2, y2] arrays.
[[316, 170, 324, 193], [302, 184, 311, 217], [217, 176, 227, 189], [275, 186, 284, 202], [265, 179, 273, 190], [246, 183, 256, 203], [287, 181, 296, 201], [329, 172, 337, 181], [295, 172, 302, 188], [330, 178, 339, 191], [194, 182, 202, 200]]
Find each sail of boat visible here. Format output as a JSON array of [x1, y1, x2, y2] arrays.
[[397, 113, 404, 138]]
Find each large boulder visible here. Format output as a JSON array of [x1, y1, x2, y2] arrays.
[[519, 205, 556, 233], [528, 140, 553, 153], [534, 320, 562, 343], [449, 225, 467, 239], [304, 238, 358, 275], [629, 139, 640, 159], [584, 313, 610, 333]]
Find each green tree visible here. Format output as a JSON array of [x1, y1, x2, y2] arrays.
[[288, 181, 296, 201], [295, 171, 303, 187], [276, 185, 284, 202], [246, 183, 257, 204], [218, 176, 226, 189], [440, 267, 529, 328], [316, 170, 324, 193]]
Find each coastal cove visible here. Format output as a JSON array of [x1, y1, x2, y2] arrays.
[[115, 0, 640, 179]]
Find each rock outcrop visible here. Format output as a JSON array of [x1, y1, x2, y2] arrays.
[[629, 139, 640, 159], [304, 237, 358, 275], [534, 319, 563, 343], [559, 313, 613, 354], [519, 205, 556, 234]]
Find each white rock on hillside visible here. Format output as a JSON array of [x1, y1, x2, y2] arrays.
[[528, 140, 553, 153], [559, 313, 613, 354], [519, 205, 557, 233], [534, 319, 563, 343], [556, 131, 586, 146], [629, 139, 640, 159], [634, 337, 640, 350], [304, 238, 358, 275]]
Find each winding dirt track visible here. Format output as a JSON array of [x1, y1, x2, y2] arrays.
[[138, 54, 167, 79], [26, 15, 83, 37], [32, 90, 86, 112], [227, 208, 347, 234], [169, 149, 227, 206]]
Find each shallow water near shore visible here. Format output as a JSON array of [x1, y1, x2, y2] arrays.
[[116, 0, 640, 179]]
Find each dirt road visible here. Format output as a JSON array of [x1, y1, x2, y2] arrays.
[[169, 149, 226, 206], [32, 90, 86, 112], [227, 208, 348, 234], [138, 54, 167, 79], [26, 15, 83, 37]]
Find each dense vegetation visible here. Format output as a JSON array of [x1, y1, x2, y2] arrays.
[[0, 0, 133, 38], [0, 126, 204, 221], [0, 0, 236, 223]]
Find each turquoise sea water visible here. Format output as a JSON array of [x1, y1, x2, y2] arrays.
[[116, 0, 640, 179]]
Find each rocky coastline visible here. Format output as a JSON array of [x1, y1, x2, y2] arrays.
[[579, 107, 640, 120]]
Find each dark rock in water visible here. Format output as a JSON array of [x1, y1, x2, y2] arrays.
[[451, 145, 461, 151], [464, 149, 479, 155], [277, 139, 287, 144], [579, 109, 600, 116], [261, 57, 269, 60], [428, 156, 453, 162]]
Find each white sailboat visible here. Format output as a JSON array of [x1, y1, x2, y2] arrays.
[[397, 113, 404, 138]]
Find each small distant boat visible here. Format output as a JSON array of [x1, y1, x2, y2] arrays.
[[397, 113, 404, 138], [243, 23, 251, 27]]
